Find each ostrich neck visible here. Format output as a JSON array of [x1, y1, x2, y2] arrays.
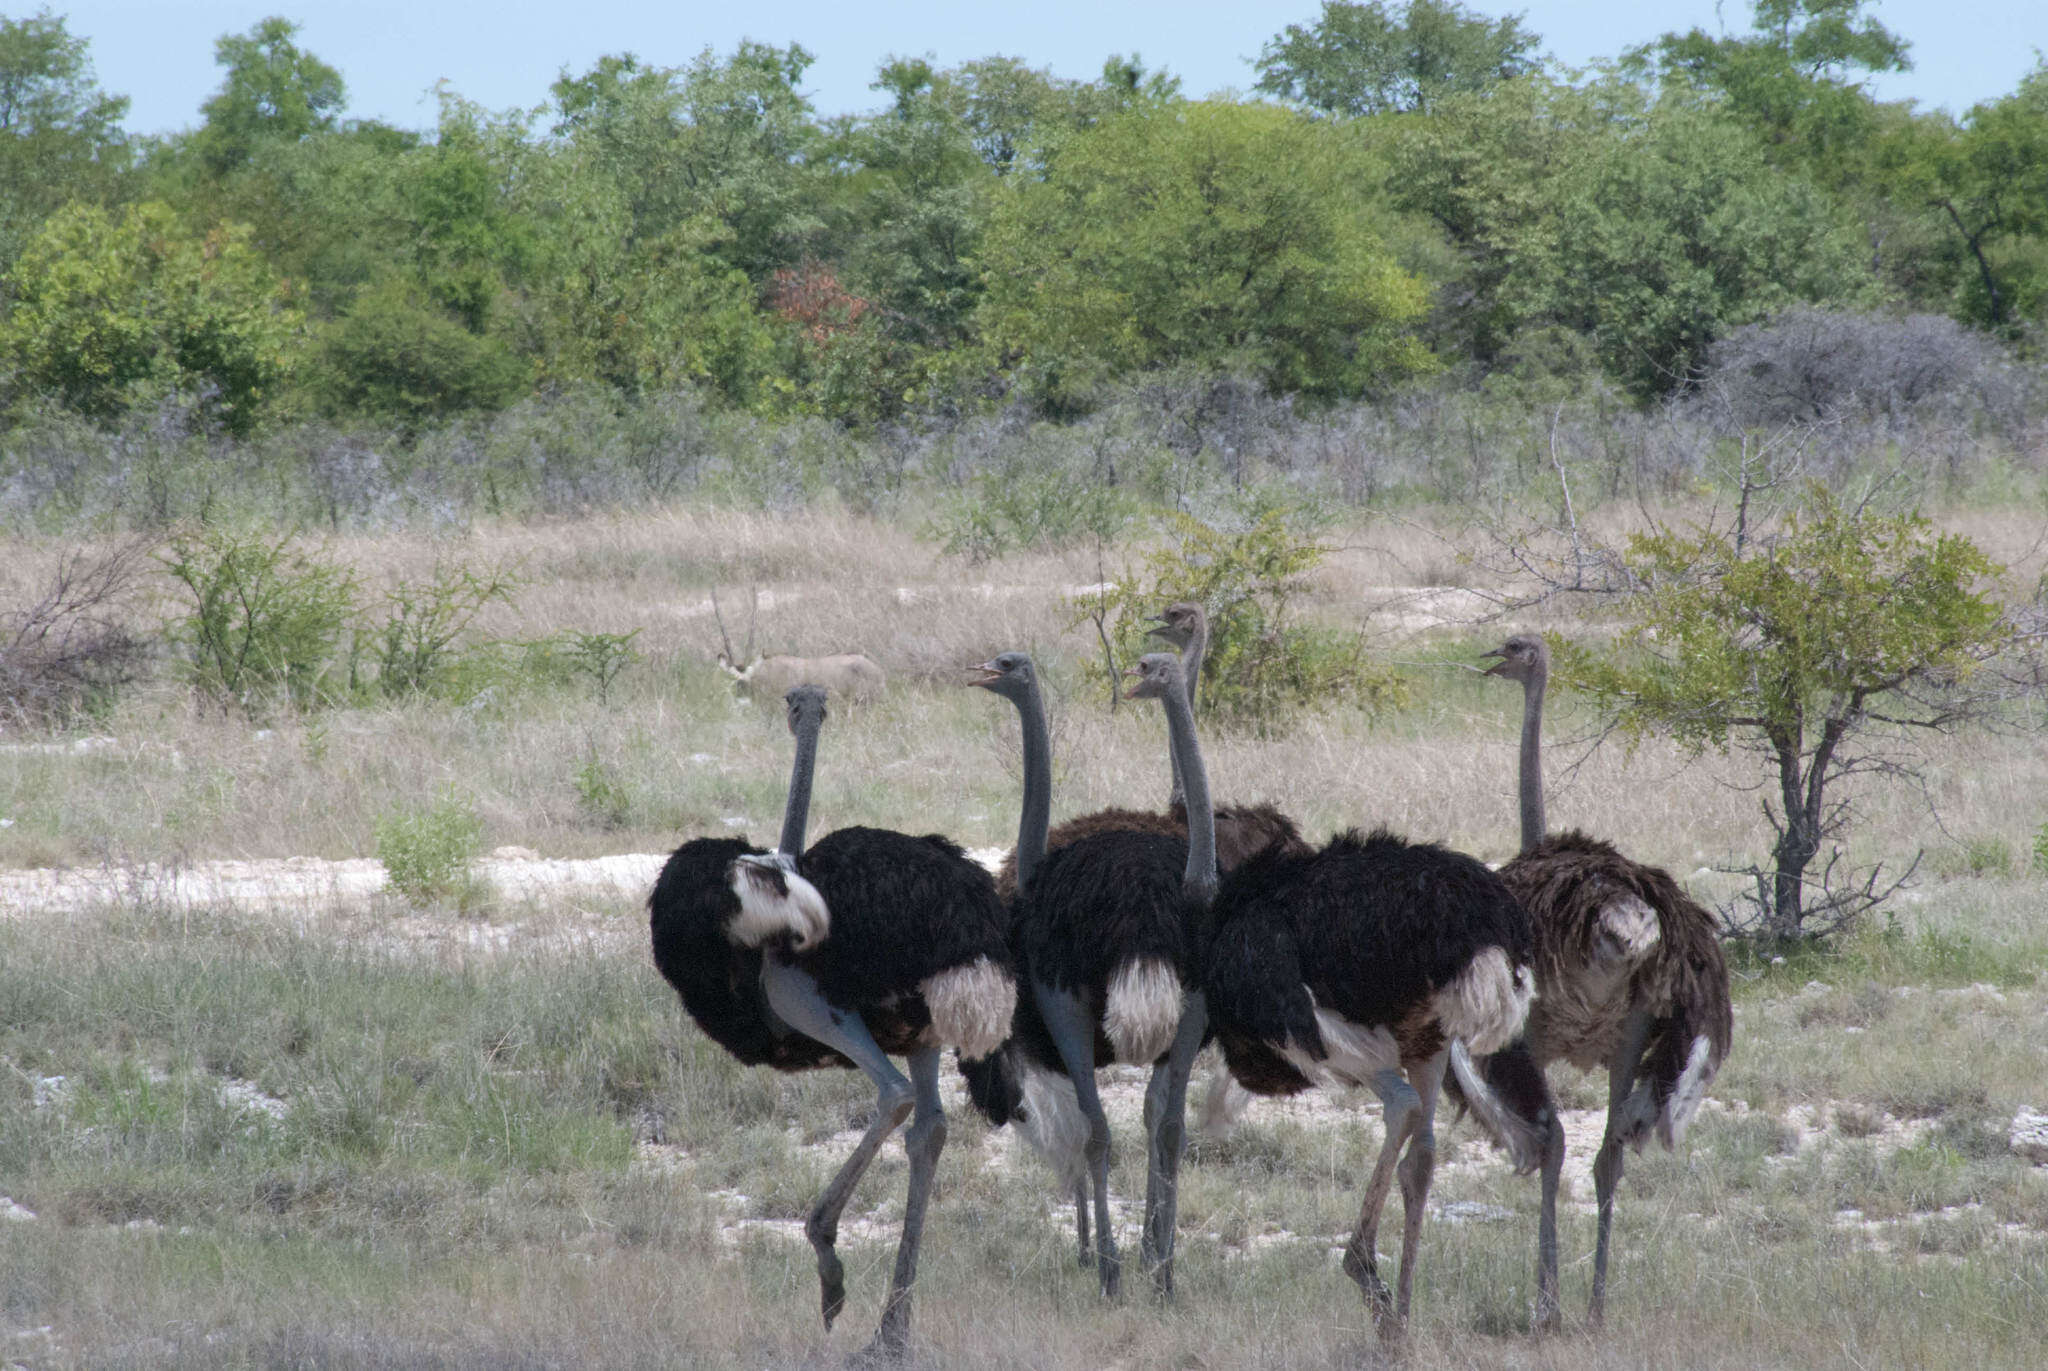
[[1166, 620, 1208, 808], [1012, 679, 1053, 893], [1159, 684, 1216, 905], [1517, 668, 1547, 854], [777, 713, 821, 856]]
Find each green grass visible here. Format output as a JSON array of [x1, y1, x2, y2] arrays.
[[0, 892, 2043, 1370]]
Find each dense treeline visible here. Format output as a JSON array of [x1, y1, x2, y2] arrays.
[[0, 1, 2043, 456]]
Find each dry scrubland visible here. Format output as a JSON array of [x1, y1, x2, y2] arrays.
[[3, 505, 2047, 1369]]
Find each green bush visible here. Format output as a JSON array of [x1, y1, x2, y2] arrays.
[[372, 560, 519, 697], [309, 280, 526, 429], [573, 751, 632, 830], [1069, 509, 1406, 729], [558, 629, 641, 705], [374, 788, 484, 905], [160, 528, 357, 714]]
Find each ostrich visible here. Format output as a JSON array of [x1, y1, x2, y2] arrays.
[[648, 684, 1016, 1359], [964, 649, 1218, 1300], [1456, 633, 1733, 1329], [992, 601, 1304, 900], [1197, 741, 1538, 1335]]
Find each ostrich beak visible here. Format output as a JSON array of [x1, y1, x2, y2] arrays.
[[1143, 617, 1174, 642], [1480, 646, 1510, 677], [1120, 663, 1145, 700], [967, 660, 1004, 689]]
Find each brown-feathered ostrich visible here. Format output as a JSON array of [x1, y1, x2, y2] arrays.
[[648, 684, 1016, 1359], [1458, 633, 1734, 1330], [963, 649, 1218, 1300], [1196, 705, 1539, 1337], [992, 601, 1305, 900]]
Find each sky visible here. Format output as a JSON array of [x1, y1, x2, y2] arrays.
[[40, 1, 2048, 137]]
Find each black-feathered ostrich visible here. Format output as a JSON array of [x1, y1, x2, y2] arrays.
[[1195, 721, 1539, 1335], [647, 684, 1016, 1359], [991, 601, 1304, 899], [964, 649, 1219, 1300], [978, 605, 1304, 1277], [1454, 633, 1733, 1329]]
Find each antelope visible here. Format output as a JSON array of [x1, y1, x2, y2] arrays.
[[712, 586, 886, 705]]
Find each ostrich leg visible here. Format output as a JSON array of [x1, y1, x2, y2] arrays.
[[1393, 1051, 1448, 1323], [1343, 1066, 1425, 1336], [761, 961, 915, 1337], [869, 1046, 946, 1360], [1139, 990, 1207, 1298], [1590, 1005, 1655, 1327], [1037, 981, 1121, 1298], [1073, 1184, 1092, 1267]]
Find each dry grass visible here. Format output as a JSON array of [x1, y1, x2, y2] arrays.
[[2, 503, 2046, 1367]]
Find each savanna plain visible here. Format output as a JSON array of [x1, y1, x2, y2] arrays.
[[3, 504, 2046, 1371]]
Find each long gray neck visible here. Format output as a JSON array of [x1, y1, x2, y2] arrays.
[[1159, 682, 1216, 904], [1517, 665, 1547, 854], [1167, 620, 1208, 808], [777, 714, 821, 856], [1012, 679, 1052, 893]]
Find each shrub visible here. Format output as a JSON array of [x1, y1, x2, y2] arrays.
[[573, 750, 632, 830], [372, 560, 519, 697], [160, 528, 357, 714], [0, 538, 152, 727], [1069, 509, 1406, 729], [374, 788, 484, 905], [309, 280, 526, 429], [558, 629, 640, 705]]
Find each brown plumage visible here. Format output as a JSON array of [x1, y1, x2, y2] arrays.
[[1459, 632, 1734, 1332], [994, 801, 1309, 899]]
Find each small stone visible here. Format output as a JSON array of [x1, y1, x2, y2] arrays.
[[2009, 1108, 2048, 1165], [1, 1197, 35, 1222]]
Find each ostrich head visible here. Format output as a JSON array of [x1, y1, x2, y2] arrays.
[[1122, 651, 1185, 701], [1145, 601, 1205, 649], [782, 682, 828, 734], [968, 651, 1038, 702], [1482, 633, 1549, 684]]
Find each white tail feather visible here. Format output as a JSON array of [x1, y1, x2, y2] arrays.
[[1597, 893, 1661, 965], [1448, 1040, 1549, 1175], [1015, 1058, 1089, 1192], [1657, 1033, 1716, 1148], [921, 956, 1016, 1060], [1433, 947, 1535, 1055], [726, 855, 830, 951], [1197, 1057, 1254, 1137], [1104, 958, 1183, 1064]]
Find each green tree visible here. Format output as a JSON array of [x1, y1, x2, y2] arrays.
[[0, 200, 302, 432], [977, 100, 1430, 407], [1386, 77, 1872, 392], [1638, 0, 1909, 185], [308, 278, 525, 428], [1881, 67, 2048, 330], [1567, 489, 2017, 940], [193, 16, 348, 175], [550, 42, 822, 280], [0, 10, 131, 273], [1255, 0, 1543, 117]]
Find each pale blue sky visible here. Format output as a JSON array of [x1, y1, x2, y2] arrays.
[[39, 1, 2048, 137]]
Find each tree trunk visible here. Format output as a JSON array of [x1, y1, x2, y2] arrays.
[[1769, 728, 1817, 940]]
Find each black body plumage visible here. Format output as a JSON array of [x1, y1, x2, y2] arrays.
[[649, 827, 1009, 1066], [647, 836, 846, 1071], [1207, 827, 1534, 1092], [793, 825, 1011, 1055]]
